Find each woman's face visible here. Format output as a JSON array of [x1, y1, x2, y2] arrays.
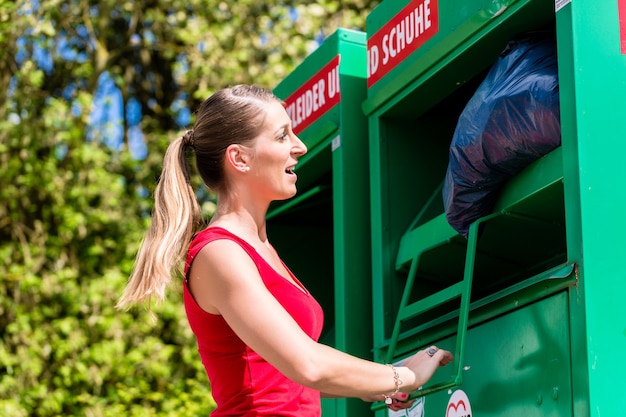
[[246, 100, 307, 202]]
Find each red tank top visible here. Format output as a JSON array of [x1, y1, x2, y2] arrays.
[[183, 227, 324, 416]]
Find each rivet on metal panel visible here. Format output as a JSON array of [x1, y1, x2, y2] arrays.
[[552, 387, 559, 400], [536, 394, 543, 405]]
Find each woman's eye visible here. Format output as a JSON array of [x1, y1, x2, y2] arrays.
[[278, 131, 288, 141]]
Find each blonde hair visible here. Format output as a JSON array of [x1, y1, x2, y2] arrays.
[[117, 85, 278, 310], [117, 132, 201, 309]]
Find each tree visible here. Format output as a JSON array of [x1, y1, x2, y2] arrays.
[[0, 0, 379, 416]]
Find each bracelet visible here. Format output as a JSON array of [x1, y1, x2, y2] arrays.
[[382, 364, 403, 404]]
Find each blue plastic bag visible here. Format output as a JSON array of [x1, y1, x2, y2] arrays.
[[443, 31, 561, 238]]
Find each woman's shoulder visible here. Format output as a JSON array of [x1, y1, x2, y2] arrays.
[[191, 226, 247, 248], [193, 225, 229, 239], [185, 226, 254, 273]]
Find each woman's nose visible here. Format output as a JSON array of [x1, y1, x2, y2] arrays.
[[293, 135, 307, 156]]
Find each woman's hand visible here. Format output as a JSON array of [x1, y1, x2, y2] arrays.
[[401, 346, 454, 391], [362, 346, 452, 410]]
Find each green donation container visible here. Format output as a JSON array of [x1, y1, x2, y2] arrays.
[[363, 0, 626, 416], [270, 28, 372, 417]]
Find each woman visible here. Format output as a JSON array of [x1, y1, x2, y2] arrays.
[[118, 85, 453, 416]]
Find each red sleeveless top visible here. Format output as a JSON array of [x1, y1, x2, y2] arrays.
[[183, 227, 324, 416]]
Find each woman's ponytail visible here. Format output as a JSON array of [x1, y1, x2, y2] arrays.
[[117, 132, 202, 309]]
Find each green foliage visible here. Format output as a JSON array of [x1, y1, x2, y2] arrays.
[[0, 0, 379, 415]]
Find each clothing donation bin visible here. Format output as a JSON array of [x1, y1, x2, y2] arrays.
[[363, 0, 626, 416], [270, 28, 371, 417]]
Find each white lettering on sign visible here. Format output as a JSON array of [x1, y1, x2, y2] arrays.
[[284, 55, 341, 135], [446, 390, 472, 417], [367, 0, 439, 87], [381, 2, 431, 65]]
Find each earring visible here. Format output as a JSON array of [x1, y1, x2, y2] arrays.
[[242, 166, 250, 172]]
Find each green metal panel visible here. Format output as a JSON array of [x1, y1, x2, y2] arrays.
[[369, 113, 454, 348], [371, 275, 576, 416], [270, 28, 372, 417], [420, 291, 573, 417], [555, 1, 626, 415]]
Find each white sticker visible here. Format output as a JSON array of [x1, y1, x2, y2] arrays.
[[331, 135, 341, 151], [446, 390, 472, 417], [555, 0, 571, 12]]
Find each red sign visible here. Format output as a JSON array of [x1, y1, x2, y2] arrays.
[[367, 0, 439, 87], [617, 0, 626, 54], [284, 55, 341, 135]]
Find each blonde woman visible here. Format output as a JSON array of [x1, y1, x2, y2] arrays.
[[118, 85, 453, 416]]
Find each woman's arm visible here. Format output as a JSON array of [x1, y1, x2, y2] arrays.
[[187, 239, 452, 399]]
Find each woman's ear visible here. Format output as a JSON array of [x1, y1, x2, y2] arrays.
[[225, 144, 251, 173]]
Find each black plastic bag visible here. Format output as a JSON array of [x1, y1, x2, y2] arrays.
[[443, 31, 561, 238]]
